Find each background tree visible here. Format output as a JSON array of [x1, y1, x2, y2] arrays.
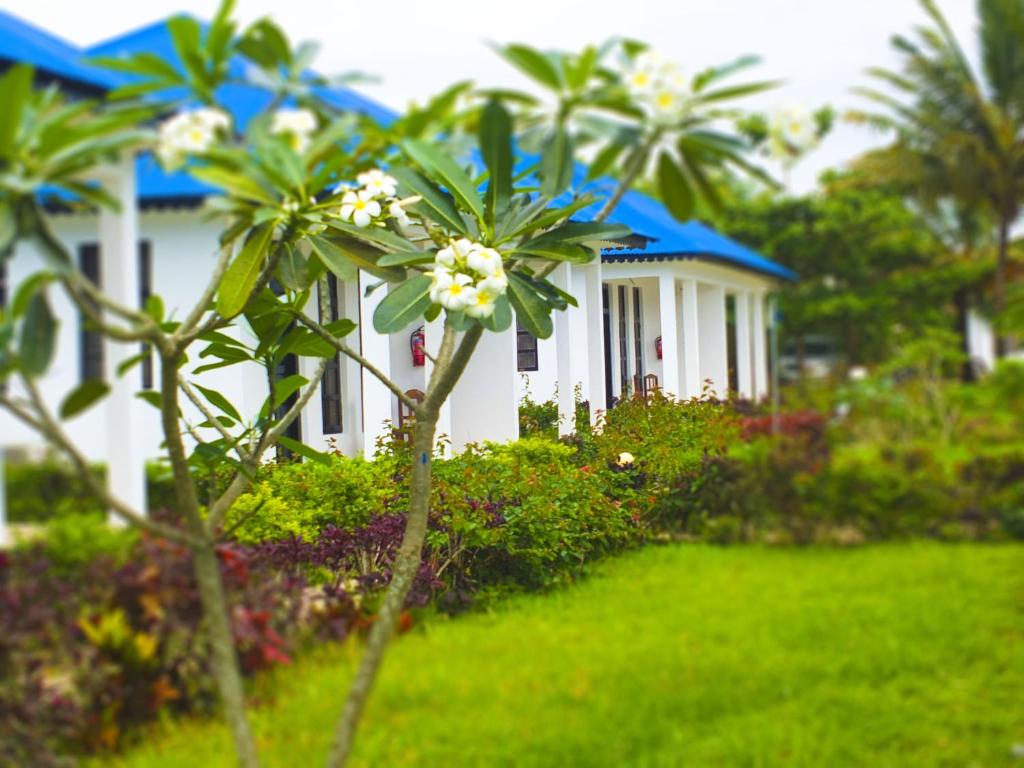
[[714, 177, 968, 375], [854, 0, 1024, 356]]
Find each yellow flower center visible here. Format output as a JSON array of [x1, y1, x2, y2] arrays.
[[354, 199, 367, 211], [657, 92, 674, 108], [632, 72, 649, 87], [189, 129, 205, 143], [449, 283, 463, 296]]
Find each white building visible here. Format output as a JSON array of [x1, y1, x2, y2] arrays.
[[0, 12, 794, 537]]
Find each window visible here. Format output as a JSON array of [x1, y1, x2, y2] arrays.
[[79, 244, 104, 382], [138, 241, 153, 390], [632, 286, 644, 384], [516, 323, 539, 372], [617, 285, 629, 394], [319, 273, 343, 434]]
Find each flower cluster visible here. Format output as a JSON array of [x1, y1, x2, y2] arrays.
[[768, 104, 818, 161], [623, 50, 691, 126], [337, 169, 412, 228], [270, 107, 318, 153], [427, 238, 508, 318], [156, 107, 231, 168]]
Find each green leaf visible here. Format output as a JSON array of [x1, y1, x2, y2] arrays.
[[480, 99, 514, 228], [389, 167, 468, 236], [277, 243, 311, 291], [526, 221, 631, 246], [189, 166, 276, 204], [376, 251, 435, 267], [325, 221, 422, 253], [479, 293, 513, 333], [60, 380, 110, 419], [307, 235, 357, 281], [195, 383, 243, 423], [541, 127, 573, 199], [116, 350, 150, 377], [372, 274, 433, 333], [276, 434, 332, 465], [512, 242, 593, 263], [19, 290, 57, 376], [494, 44, 563, 91], [217, 223, 274, 318], [136, 390, 162, 409], [0, 64, 32, 161], [323, 318, 357, 338], [656, 153, 695, 222], [403, 139, 485, 226], [506, 271, 553, 339]]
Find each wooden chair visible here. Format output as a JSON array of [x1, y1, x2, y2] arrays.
[[397, 389, 425, 433], [643, 373, 660, 399]]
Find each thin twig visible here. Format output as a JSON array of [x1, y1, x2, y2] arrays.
[[1, 382, 197, 546], [178, 375, 252, 462]]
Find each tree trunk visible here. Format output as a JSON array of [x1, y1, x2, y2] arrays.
[[326, 415, 437, 766], [994, 212, 1010, 359], [953, 287, 975, 383], [192, 539, 260, 768], [159, 353, 259, 768]]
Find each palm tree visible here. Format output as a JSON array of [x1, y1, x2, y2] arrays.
[[854, 0, 1024, 357]]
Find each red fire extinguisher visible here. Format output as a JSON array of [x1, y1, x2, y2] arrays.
[[410, 326, 426, 367], [655, 335, 663, 360]]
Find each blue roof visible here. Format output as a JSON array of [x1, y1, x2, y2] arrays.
[[0, 10, 120, 91], [4, 10, 793, 281], [595, 187, 797, 281]]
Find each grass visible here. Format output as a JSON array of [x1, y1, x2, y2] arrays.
[[108, 543, 1024, 767]]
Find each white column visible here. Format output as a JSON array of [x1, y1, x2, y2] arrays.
[[752, 291, 768, 400], [359, 272, 394, 458], [697, 283, 728, 397], [735, 292, 754, 399], [449, 326, 518, 450], [340, 278, 364, 456], [553, 264, 590, 435], [657, 274, 680, 397], [99, 155, 146, 519], [584, 264, 605, 420], [681, 279, 702, 398], [424, 313, 451, 456]]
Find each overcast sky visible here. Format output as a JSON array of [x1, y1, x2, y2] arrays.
[[7, 0, 980, 192]]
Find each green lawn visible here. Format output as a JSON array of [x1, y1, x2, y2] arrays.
[[109, 543, 1024, 767]]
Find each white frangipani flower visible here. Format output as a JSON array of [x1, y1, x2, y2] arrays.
[[425, 237, 509, 319], [156, 107, 231, 168], [271, 107, 318, 153], [617, 451, 635, 466], [339, 190, 381, 227], [466, 245, 503, 276], [622, 49, 690, 126], [770, 104, 818, 154], [357, 169, 398, 198], [388, 199, 412, 227], [436, 272, 476, 311]]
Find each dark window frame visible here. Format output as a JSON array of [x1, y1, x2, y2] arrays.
[[319, 273, 344, 434], [138, 241, 153, 390], [78, 244, 104, 383], [516, 323, 539, 372]]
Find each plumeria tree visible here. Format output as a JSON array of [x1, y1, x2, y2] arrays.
[[0, 4, 777, 765]]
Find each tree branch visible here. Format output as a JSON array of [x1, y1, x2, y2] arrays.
[[205, 358, 329, 534], [1, 380, 197, 546]]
